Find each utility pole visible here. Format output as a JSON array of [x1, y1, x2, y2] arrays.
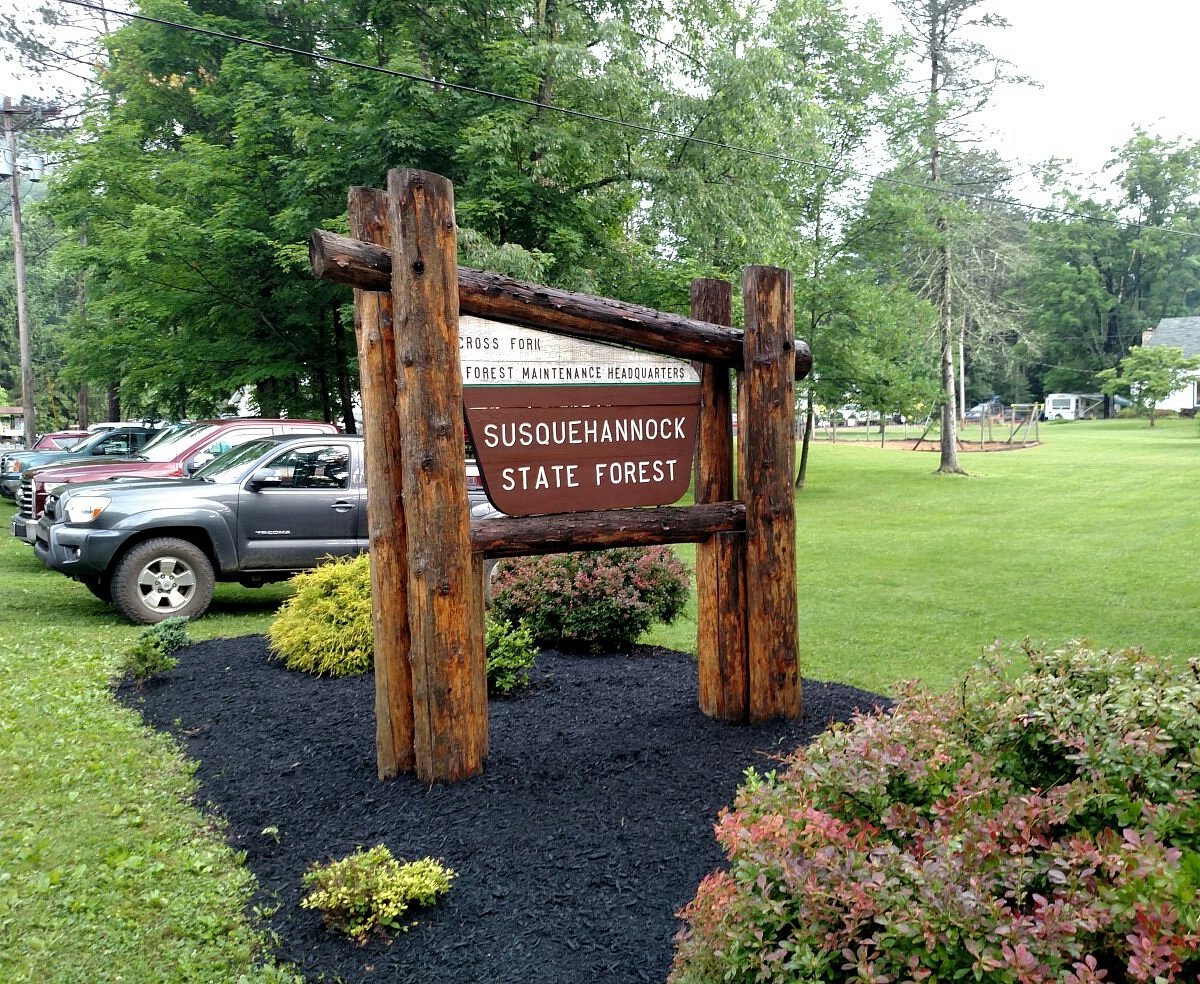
[[2, 97, 55, 447]]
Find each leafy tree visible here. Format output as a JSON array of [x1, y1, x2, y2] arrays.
[[0, 168, 79, 431], [1026, 133, 1200, 404], [36, 0, 685, 421], [1097, 344, 1200, 427]]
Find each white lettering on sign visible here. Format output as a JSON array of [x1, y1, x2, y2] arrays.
[[481, 416, 688, 449], [500, 464, 580, 491], [594, 459, 679, 486]]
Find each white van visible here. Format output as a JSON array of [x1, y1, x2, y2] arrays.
[[1043, 393, 1104, 420]]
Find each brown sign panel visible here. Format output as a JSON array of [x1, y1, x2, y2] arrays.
[[460, 316, 701, 516]]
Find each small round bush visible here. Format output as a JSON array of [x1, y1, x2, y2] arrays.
[[484, 617, 538, 695], [489, 546, 690, 649], [268, 554, 373, 676], [671, 642, 1200, 983], [122, 615, 191, 684], [301, 844, 454, 944]]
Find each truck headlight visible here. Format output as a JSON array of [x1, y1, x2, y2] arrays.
[[64, 495, 111, 523]]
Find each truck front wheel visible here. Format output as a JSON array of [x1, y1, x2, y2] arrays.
[[110, 537, 215, 624]]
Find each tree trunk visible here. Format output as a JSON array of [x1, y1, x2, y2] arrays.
[[958, 319, 967, 421], [795, 395, 814, 489], [333, 307, 356, 433]]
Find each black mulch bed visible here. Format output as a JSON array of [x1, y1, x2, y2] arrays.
[[118, 637, 886, 983]]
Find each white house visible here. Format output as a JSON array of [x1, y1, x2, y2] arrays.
[[0, 406, 23, 443], [1141, 318, 1200, 412]]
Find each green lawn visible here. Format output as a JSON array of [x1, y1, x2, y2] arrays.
[[3, 415, 1199, 979], [0, 522, 298, 983], [644, 416, 1200, 693]]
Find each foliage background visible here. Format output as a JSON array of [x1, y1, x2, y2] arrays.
[[2, 0, 1196, 434]]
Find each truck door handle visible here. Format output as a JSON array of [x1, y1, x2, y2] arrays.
[[330, 500, 356, 513]]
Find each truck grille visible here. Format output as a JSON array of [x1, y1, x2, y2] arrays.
[[17, 477, 35, 520]]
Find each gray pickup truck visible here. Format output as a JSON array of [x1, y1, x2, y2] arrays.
[[34, 434, 368, 624]]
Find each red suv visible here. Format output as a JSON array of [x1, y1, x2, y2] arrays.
[[12, 418, 339, 542]]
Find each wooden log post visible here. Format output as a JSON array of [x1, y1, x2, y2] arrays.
[[349, 187, 415, 779], [472, 502, 746, 557], [691, 279, 749, 721], [388, 169, 488, 782], [739, 266, 801, 722]]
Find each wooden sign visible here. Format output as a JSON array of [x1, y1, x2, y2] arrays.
[[460, 315, 701, 516]]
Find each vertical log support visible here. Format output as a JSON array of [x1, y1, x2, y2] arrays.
[[691, 279, 749, 720], [739, 266, 801, 722], [388, 169, 488, 782], [349, 187, 415, 779]]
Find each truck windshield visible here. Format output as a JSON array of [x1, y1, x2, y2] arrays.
[[135, 422, 192, 455], [192, 439, 280, 483], [139, 423, 222, 462], [62, 431, 119, 456]]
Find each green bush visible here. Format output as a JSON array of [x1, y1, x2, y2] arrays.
[[121, 615, 191, 683], [300, 844, 454, 944], [484, 617, 538, 695], [268, 555, 373, 676], [268, 556, 540, 693], [671, 642, 1200, 983], [489, 546, 690, 649]]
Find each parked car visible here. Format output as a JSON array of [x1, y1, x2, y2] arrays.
[[0, 431, 90, 495], [30, 429, 91, 451], [1, 425, 161, 500], [964, 397, 1005, 421], [34, 434, 365, 623], [833, 404, 880, 427], [11, 418, 339, 543], [34, 434, 487, 624]]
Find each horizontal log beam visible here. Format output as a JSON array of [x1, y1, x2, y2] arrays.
[[310, 227, 812, 379], [470, 502, 746, 558]]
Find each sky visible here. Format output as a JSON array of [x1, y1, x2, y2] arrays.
[[849, 0, 1199, 194]]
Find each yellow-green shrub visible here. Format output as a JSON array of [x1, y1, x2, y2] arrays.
[[269, 556, 539, 689], [484, 617, 538, 695], [301, 844, 454, 944], [268, 555, 373, 676]]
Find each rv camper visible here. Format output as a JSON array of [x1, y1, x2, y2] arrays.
[[1041, 393, 1130, 420]]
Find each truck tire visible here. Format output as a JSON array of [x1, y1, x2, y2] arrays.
[[110, 537, 215, 624]]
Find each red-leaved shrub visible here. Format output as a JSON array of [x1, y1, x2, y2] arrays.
[[671, 642, 1200, 982], [489, 546, 690, 649]]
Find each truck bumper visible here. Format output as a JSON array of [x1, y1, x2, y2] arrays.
[[10, 513, 35, 544], [33, 523, 126, 578]]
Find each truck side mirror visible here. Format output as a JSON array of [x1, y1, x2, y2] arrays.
[[186, 452, 216, 475], [248, 469, 283, 490]]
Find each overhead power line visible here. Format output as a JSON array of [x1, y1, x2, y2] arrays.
[[47, 0, 1200, 241]]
